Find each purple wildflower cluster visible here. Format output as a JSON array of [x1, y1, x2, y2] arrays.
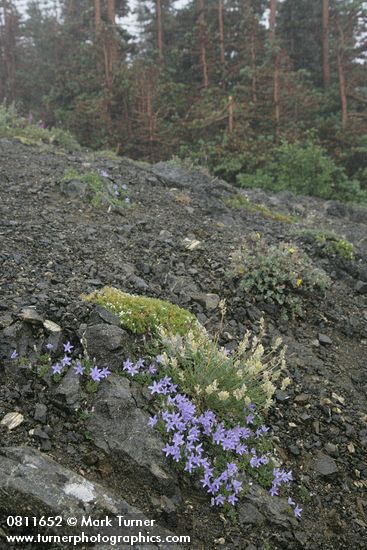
[[288, 497, 302, 519], [99, 169, 130, 204], [146, 380, 267, 507], [122, 355, 164, 377], [269, 467, 293, 496], [10, 343, 111, 384], [122, 355, 301, 517]]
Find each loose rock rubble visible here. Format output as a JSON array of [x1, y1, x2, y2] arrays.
[[0, 138, 366, 549]]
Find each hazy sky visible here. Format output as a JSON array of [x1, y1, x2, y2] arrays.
[[11, 0, 190, 36]]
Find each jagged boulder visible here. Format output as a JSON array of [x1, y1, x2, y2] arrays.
[[0, 446, 180, 549]]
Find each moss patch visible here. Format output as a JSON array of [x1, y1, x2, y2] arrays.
[[83, 286, 200, 336], [225, 194, 297, 224]]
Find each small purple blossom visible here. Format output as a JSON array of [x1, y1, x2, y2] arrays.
[[90, 366, 103, 382], [46, 343, 54, 350], [148, 415, 158, 428], [227, 493, 238, 505], [135, 358, 145, 369], [226, 463, 238, 477], [256, 425, 269, 437], [212, 494, 225, 506], [52, 363, 63, 375], [148, 364, 158, 375], [61, 355, 72, 367], [123, 358, 139, 376], [294, 505, 302, 519], [100, 366, 111, 378], [10, 350, 18, 359], [74, 361, 84, 375], [63, 341, 73, 354], [246, 413, 255, 424]]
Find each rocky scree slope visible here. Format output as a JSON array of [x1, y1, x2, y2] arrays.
[[0, 138, 367, 549]]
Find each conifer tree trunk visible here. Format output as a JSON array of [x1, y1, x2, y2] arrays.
[[245, 1, 257, 104], [156, 0, 164, 63], [104, 0, 116, 89], [107, 0, 115, 25], [336, 22, 348, 128], [322, 0, 330, 88], [94, 0, 101, 33], [228, 95, 233, 133], [269, 0, 276, 41], [251, 29, 257, 104], [218, 0, 225, 69], [274, 52, 280, 139], [269, 0, 280, 140], [2, 0, 16, 99], [198, 0, 209, 88]]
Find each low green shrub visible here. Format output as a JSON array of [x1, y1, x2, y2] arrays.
[[296, 228, 355, 261], [314, 233, 355, 260], [236, 139, 367, 204], [0, 101, 80, 149], [159, 319, 288, 416], [229, 235, 329, 319]]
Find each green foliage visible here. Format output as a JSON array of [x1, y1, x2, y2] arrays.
[[0, 101, 80, 149], [213, 152, 259, 182], [83, 286, 201, 337], [160, 319, 287, 419], [236, 170, 275, 191], [297, 228, 355, 260], [225, 194, 297, 224], [314, 231, 355, 260], [236, 139, 367, 204], [95, 149, 121, 161], [230, 235, 329, 319], [62, 168, 128, 208], [297, 484, 312, 503]]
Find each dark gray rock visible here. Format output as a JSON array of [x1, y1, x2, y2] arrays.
[[294, 393, 310, 405], [275, 390, 290, 403], [88, 305, 121, 327], [0, 446, 179, 549], [314, 452, 339, 477], [18, 307, 44, 325], [324, 443, 339, 458], [0, 321, 38, 361], [191, 293, 220, 311], [355, 281, 367, 294], [289, 444, 301, 456], [151, 161, 215, 190], [238, 474, 296, 528], [318, 334, 333, 345], [86, 375, 179, 499], [238, 502, 265, 525], [34, 403, 47, 424], [83, 324, 133, 370], [60, 178, 88, 199], [53, 367, 81, 411]]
